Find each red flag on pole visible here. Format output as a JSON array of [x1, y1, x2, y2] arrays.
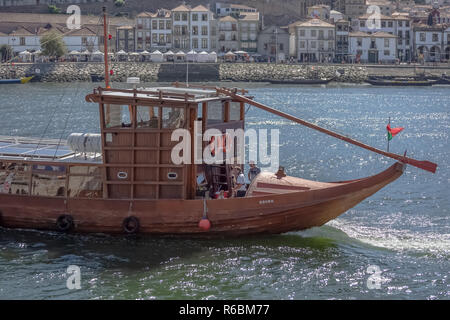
[[387, 124, 404, 141]]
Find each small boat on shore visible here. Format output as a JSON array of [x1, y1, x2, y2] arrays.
[[270, 78, 333, 85], [428, 75, 450, 85], [365, 77, 435, 86], [0, 76, 33, 84]]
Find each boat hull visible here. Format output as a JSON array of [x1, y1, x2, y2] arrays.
[[364, 79, 434, 86], [270, 79, 333, 85], [0, 162, 404, 237]]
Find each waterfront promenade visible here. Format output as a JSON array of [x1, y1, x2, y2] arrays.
[[0, 62, 449, 83]]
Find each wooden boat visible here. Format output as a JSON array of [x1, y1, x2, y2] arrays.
[[364, 77, 436, 86], [269, 78, 333, 85], [429, 76, 450, 85], [0, 8, 438, 237], [0, 76, 33, 84]]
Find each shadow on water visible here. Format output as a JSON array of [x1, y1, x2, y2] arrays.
[[0, 225, 354, 268]]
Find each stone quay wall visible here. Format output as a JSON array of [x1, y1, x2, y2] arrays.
[[1, 62, 448, 83]]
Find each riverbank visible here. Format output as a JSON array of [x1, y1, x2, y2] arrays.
[[0, 62, 449, 83]]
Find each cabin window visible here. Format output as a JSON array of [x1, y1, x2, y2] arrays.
[[162, 107, 185, 128], [207, 100, 225, 123], [68, 166, 102, 198], [31, 165, 66, 197], [103, 104, 133, 128], [0, 162, 31, 195], [229, 102, 241, 121], [137, 106, 160, 129]]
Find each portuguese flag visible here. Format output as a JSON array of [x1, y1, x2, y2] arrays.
[[387, 123, 404, 141]]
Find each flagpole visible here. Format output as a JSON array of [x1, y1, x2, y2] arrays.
[[387, 117, 390, 153]]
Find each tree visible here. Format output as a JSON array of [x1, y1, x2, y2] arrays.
[[48, 5, 61, 14], [114, 0, 125, 7], [40, 32, 67, 59], [0, 44, 13, 62]]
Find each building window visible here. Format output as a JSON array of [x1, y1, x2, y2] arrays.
[[384, 50, 390, 56], [201, 26, 208, 36], [166, 20, 171, 29], [192, 38, 198, 49], [311, 41, 316, 48], [432, 33, 438, 42], [159, 34, 165, 45], [311, 30, 317, 37], [192, 14, 198, 21], [420, 33, 425, 42], [360, 21, 364, 28], [202, 38, 208, 49], [152, 20, 157, 29], [152, 34, 157, 43], [166, 34, 171, 44], [182, 13, 188, 21], [388, 21, 393, 28], [357, 38, 362, 47], [202, 14, 208, 21], [384, 39, 389, 47], [175, 13, 180, 21], [381, 21, 386, 28], [174, 26, 181, 36], [159, 20, 164, 30], [20, 37, 25, 46], [192, 26, 198, 36], [300, 29, 305, 37]]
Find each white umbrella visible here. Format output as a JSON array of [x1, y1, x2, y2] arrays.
[[69, 50, 80, 55], [150, 50, 164, 62], [92, 50, 103, 55], [116, 50, 127, 55], [163, 50, 174, 56], [141, 50, 150, 55]]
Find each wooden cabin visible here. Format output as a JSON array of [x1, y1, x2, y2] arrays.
[[85, 85, 247, 201]]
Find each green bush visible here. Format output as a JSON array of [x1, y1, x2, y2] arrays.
[[114, 0, 125, 7], [48, 5, 61, 14]]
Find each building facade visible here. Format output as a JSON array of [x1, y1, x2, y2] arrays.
[[413, 24, 446, 61], [349, 31, 397, 63], [335, 19, 350, 62], [257, 26, 290, 62], [291, 18, 335, 62]]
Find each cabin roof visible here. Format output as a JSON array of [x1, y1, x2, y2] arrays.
[[86, 86, 231, 104]]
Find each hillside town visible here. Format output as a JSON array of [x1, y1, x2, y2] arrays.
[[0, 0, 449, 64]]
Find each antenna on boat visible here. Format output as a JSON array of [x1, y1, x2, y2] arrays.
[[102, 6, 110, 89]]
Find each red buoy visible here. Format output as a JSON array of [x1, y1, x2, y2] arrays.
[[198, 218, 211, 231]]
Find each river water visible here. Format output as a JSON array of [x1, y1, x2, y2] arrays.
[[0, 82, 448, 299]]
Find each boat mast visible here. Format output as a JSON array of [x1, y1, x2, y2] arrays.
[[102, 6, 110, 88]]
